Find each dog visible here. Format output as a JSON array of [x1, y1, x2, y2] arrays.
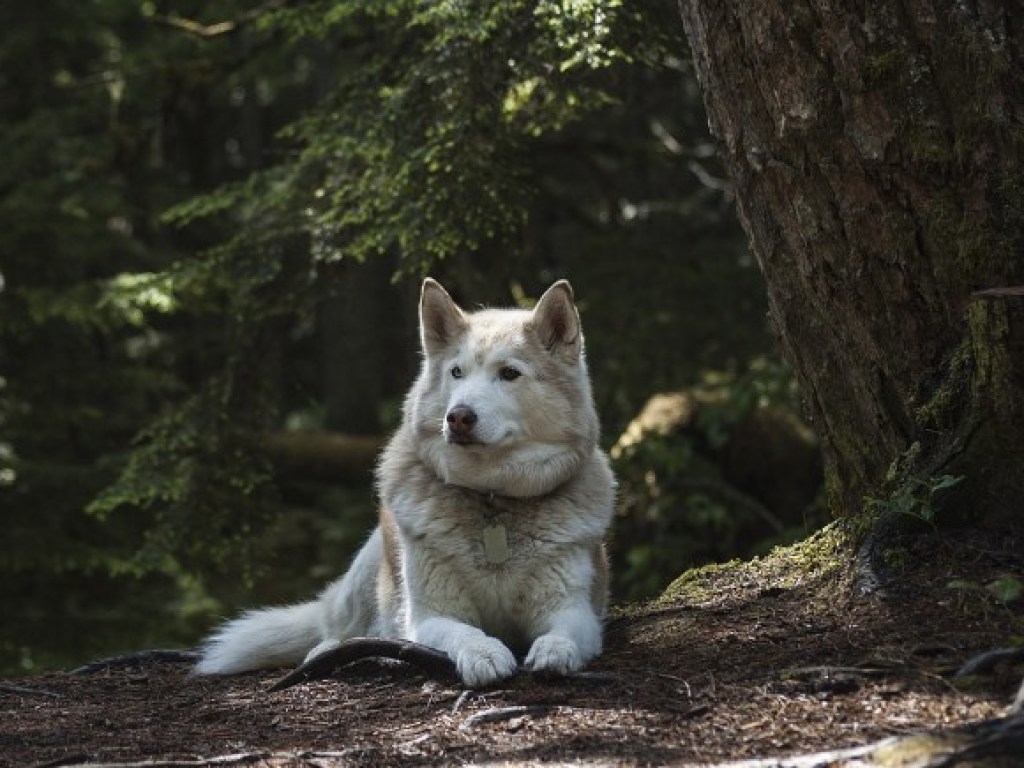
[[195, 278, 616, 687]]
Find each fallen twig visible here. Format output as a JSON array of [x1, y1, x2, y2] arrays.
[[782, 665, 897, 679], [0, 683, 61, 698], [47, 748, 374, 767], [451, 689, 473, 714], [676, 703, 711, 720], [68, 650, 200, 675], [460, 705, 551, 730], [532, 668, 619, 685], [267, 638, 458, 692]]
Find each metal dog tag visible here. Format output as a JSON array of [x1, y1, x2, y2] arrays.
[[483, 524, 509, 565]]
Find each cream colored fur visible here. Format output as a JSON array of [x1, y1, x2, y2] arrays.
[[195, 279, 615, 687]]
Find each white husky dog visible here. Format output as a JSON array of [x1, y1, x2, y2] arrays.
[[196, 279, 615, 687]]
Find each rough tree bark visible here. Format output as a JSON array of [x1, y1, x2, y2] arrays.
[[678, 1, 1024, 525]]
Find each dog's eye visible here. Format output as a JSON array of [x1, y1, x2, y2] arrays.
[[450, 365, 463, 379], [499, 366, 521, 382]]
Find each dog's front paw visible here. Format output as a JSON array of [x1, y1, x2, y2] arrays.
[[455, 637, 518, 688], [524, 634, 582, 677]]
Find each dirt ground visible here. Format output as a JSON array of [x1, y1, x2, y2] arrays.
[[3, 525, 1023, 767]]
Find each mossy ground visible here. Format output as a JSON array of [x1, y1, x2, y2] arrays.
[[656, 522, 849, 606]]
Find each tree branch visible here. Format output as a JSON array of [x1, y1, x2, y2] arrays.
[[152, 0, 290, 39]]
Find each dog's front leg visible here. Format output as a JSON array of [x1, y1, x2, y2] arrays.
[[411, 616, 518, 688], [524, 603, 602, 677]]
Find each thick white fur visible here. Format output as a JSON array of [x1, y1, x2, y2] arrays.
[[196, 279, 616, 687]]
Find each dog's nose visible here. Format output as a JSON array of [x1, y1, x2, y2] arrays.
[[446, 405, 478, 437]]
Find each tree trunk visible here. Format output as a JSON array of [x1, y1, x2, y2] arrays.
[[677, 1, 1024, 524]]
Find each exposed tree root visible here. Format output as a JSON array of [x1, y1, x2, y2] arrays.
[[267, 638, 458, 691], [719, 709, 1024, 768]]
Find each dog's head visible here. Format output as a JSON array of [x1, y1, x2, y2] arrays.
[[409, 278, 599, 497]]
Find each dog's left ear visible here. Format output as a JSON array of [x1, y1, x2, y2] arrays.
[[531, 280, 581, 355]]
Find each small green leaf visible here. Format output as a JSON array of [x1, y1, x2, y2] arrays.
[[986, 574, 1023, 605], [930, 474, 964, 493], [947, 578, 979, 593]]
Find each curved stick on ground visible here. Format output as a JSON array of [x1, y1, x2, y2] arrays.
[[955, 647, 1024, 677], [268, 638, 458, 692]]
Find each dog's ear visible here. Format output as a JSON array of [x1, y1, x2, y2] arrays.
[[531, 280, 581, 355], [420, 278, 468, 354]]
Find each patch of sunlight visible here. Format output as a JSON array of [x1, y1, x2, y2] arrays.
[[100, 272, 178, 327]]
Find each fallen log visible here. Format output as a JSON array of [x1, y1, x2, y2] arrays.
[[258, 431, 385, 484]]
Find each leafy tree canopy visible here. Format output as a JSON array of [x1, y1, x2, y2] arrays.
[[0, 0, 769, 672]]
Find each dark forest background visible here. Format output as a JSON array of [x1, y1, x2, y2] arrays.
[[0, 0, 826, 674]]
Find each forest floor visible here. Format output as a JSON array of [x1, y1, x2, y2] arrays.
[[3, 524, 1023, 767]]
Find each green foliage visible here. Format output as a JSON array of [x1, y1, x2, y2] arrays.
[[611, 360, 824, 600], [864, 466, 965, 527], [164, 0, 676, 269], [988, 574, 1024, 606], [0, 0, 767, 672], [694, 357, 797, 449], [87, 385, 276, 579], [948, 574, 1024, 610], [0, 0, 307, 671]]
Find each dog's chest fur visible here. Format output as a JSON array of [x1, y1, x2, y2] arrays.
[[396, 480, 584, 571], [423, 491, 554, 567], [380, 463, 605, 651]]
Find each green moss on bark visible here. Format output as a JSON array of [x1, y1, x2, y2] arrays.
[[658, 524, 848, 605]]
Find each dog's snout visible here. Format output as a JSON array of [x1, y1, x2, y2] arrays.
[[446, 405, 478, 438]]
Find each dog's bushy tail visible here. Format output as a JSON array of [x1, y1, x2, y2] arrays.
[[194, 529, 384, 675], [194, 601, 322, 674]]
